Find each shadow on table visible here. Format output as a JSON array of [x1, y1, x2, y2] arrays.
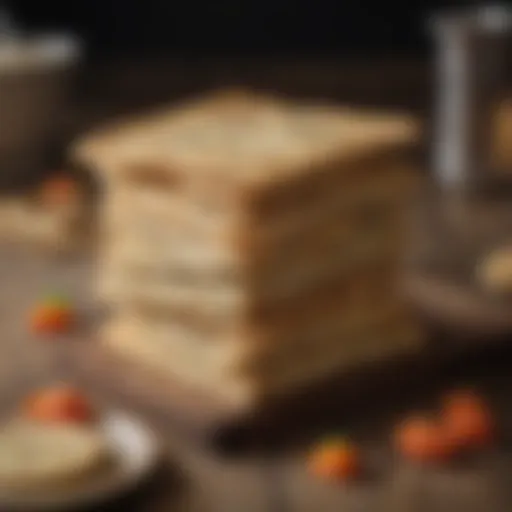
[[214, 336, 512, 457], [76, 460, 188, 512]]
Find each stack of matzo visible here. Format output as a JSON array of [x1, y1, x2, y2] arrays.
[[74, 90, 425, 410]]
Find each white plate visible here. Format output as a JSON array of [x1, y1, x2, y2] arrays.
[[0, 410, 162, 511]]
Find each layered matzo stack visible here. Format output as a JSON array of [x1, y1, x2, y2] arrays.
[[74, 89, 425, 409]]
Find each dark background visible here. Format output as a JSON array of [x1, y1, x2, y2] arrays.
[[7, 0, 502, 58]]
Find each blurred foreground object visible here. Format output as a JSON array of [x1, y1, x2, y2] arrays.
[[73, 89, 424, 415], [0, 174, 91, 251], [394, 415, 455, 464], [476, 244, 512, 294], [431, 4, 511, 191], [308, 437, 361, 483], [0, 421, 108, 490], [0, 10, 82, 188], [491, 100, 512, 171], [0, 393, 160, 510], [405, 4, 512, 334], [23, 385, 95, 424], [441, 389, 495, 449], [29, 294, 75, 335], [39, 174, 83, 209], [393, 388, 495, 465]]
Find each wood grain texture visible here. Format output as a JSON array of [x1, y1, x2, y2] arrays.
[[2, 242, 512, 512]]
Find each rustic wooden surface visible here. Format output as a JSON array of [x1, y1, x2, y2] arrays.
[[4, 58, 512, 511], [4, 236, 512, 512]]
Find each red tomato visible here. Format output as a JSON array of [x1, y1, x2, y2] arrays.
[[441, 390, 495, 449], [40, 176, 80, 207], [394, 416, 456, 464], [309, 438, 361, 482], [23, 385, 94, 424], [30, 305, 74, 335]]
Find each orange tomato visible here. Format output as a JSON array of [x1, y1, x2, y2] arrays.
[[23, 385, 94, 424], [30, 305, 74, 335], [309, 438, 361, 482], [394, 416, 455, 464], [39, 176, 80, 207], [441, 389, 495, 449]]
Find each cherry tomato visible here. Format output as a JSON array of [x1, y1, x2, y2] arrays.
[[309, 438, 361, 482], [394, 415, 455, 464], [23, 385, 94, 424], [40, 176, 80, 207], [30, 305, 74, 335], [442, 389, 495, 449]]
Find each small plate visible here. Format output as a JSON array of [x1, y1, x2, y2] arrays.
[[0, 410, 162, 511]]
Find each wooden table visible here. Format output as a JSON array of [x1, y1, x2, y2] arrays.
[[6, 58, 512, 511], [3, 234, 512, 512]]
